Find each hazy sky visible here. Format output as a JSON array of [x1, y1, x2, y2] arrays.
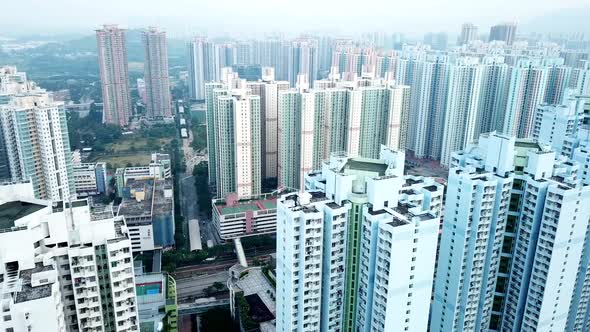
[[3, 0, 589, 37]]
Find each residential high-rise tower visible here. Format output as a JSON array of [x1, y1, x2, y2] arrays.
[[458, 23, 478, 45], [96, 24, 132, 126], [489, 23, 517, 45], [0, 67, 75, 201], [276, 148, 443, 332], [143, 27, 172, 118]]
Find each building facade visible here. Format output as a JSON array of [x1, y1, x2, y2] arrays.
[[431, 132, 515, 332], [489, 23, 517, 45], [459, 23, 478, 45], [96, 24, 132, 126], [0, 70, 75, 201], [73, 162, 108, 197], [0, 182, 139, 332], [276, 147, 443, 332], [143, 27, 172, 119], [206, 71, 262, 198]]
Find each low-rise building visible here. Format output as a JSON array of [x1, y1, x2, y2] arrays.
[[73, 162, 108, 197], [136, 272, 178, 332], [115, 153, 171, 197], [117, 177, 175, 252], [212, 190, 291, 241]]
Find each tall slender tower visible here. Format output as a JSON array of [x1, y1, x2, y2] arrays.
[[277, 88, 315, 189], [458, 23, 478, 45], [188, 37, 217, 100], [403, 54, 450, 159], [288, 38, 319, 87], [96, 24, 131, 126], [206, 70, 262, 198], [440, 57, 483, 166], [276, 148, 443, 332], [501, 59, 549, 138], [0, 67, 75, 201], [431, 132, 515, 332], [246, 69, 290, 180], [475, 56, 509, 137], [489, 23, 517, 45], [143, 27, 171, 118]]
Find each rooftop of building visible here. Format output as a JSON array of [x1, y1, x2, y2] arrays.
[[89, 203, 115, 221], [14, 264, 55, 304], [214, 190, 293, 216], [117, 178, 173, 218], [515, 139, 544, 151], [424, 185, 439, 192], [326, 202, 343, 210], [0, 200, 46, 231], [73, 162, 103, 171], [393, 203, 436, 223], [341, 158, 388, 176], [51, 200, 88, 213], [405, 177, 424, 186]]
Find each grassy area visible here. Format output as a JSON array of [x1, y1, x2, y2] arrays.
[[88, 153, 152, 170], [106, 137, 172, 153], [84, 127, 174, 169]]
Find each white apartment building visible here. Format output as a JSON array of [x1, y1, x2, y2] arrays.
[[533, 95, 586, 155], [0, 182, 138, 332], [475, 56, 509, 137], [277, 88, 315, 190], [206, 72, 262, 198], [245, 69, 290, 179], [431, 132, 515, 332], [499, 150, 590, 331], [0, 72, 75, 201], [440, 57, 483, 166], [277, 146, 442, 332], [398, 54, 450, 159], [501, 59, 549, 138], [187, 37, 217, 100], [288, 38, 319, 87]]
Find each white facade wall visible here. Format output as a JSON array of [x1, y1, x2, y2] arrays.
[[440, 58, 483, 166], [0, 183, 139, 332]]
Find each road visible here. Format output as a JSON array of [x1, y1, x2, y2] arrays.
[[176, 271, 229, 302], [178, 108, 220, 249], [173, 250, 274, 279]]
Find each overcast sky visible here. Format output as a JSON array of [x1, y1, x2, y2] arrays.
[[3, 0, 589, 38]]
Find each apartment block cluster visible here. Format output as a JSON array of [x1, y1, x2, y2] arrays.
[[206, 66, 409, 194], [256, 25, 590, 332], [276, 146, 443, 332], [274, 124, 590, 332], [192, 23, 590, 179], [0, 66, 177, 331]]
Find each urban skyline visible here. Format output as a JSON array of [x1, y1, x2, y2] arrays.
[[1, 6, 590, 332]]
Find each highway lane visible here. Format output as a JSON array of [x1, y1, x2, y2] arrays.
[[176, 271, 229, 302]]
